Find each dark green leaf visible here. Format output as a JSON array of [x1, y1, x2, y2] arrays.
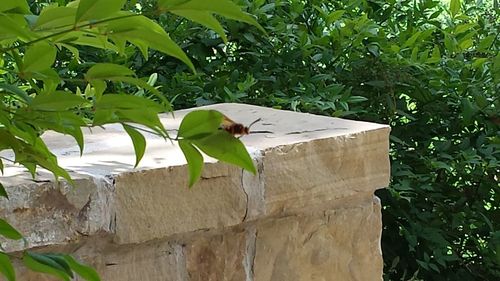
[[0, 252, 15, 281], [193, 131, 256, 174], [122, 124, 146, 167], [0, 83, 32, 103], [0, 219, 22, 240], [63, 255, 101, 281], [23, 252, 70, 281], [179, 140, 204, 187], [0, 182, 8, 199]]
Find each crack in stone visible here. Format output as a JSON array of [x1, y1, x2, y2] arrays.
[[244, 226, 257, 281], [241, 169, 249, 222]]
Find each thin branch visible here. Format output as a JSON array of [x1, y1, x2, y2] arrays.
[[0, 13, 142, 54]]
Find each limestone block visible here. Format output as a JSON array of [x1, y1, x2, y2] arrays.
[[113, 163, 247, 244], [253, 194, 383, 281], [15, 237, 185, 281], [0, 177, 114, 252], [185, 229, 248, 281]]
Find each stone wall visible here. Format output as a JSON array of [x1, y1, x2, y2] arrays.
[[0, 104, 390, 281]]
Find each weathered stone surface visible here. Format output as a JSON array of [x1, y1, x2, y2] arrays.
[[0, 177, 114, 252], [185, 229, 248, 281], [15, 237, 185, 281], [114, 163, 247, 244], [0, 103, 390, 281], [253, 194, 383, 281]]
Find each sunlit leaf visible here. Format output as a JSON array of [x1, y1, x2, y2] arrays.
[[30, 91, 88, 111], [179, 140, 204, 187], [178, 110, 223, 139], [0, 252, 15, 281], [0, 219, 22, 240], [64, 255, 101, 281], [75, 0, 126, 23], [23, 42, 57, 73], [122, 124, 146, 167], [193, 131, 256, 174]]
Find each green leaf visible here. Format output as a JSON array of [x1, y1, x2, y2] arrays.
[[35, 6, 77, 30], [170, 10, 228, 43], [42, 254, 74, 278], [105, 14, 195, 71], [402, 31, 422, 48], [450, 0, 461, 17], [30, 91, 88, 111], [0, 14, 32, 41], [179, 140, 204, 187], [0, 219, 22, 240], [0, 0, 31, 14], [63, 255, 101, 281], [0, 83, 32, 103], [477, 35, 495, 52], [0, 182, 8, 199], [122, 124, 146, 167], [0, 252, 15, 281], [178, 110, 224, 139], [23, 42, 57, 73], [86, 63, 135, 80], [75, 0, 126, 23], [159, 0, 265, 33], [193, 131, 256, 174], [23, 252, 70, 281], [94, 94, 164, 111]]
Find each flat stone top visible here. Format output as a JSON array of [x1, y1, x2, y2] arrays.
[[0, 103, 389, 183]]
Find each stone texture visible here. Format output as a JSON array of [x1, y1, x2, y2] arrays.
[[0, 103, 390, 281], [253, 194, 383, 281], [185, 230, 248, 281], [114, 163, 247, 244], [0, 177, 114, 252]]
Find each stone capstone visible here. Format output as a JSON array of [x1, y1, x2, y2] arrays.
[[0, 103, 390, 280]]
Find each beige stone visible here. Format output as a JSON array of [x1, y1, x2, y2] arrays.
[[185, 230, 248, 281], [113, 163, 247, 244], [0, 104, 390, 281], [253, 194, 383, 281]]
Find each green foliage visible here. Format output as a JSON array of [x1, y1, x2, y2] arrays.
[[129, 0, 498, 280], [0, 0, 261, 280]]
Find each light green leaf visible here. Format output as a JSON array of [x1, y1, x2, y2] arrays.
[[23, 42, 57, 73], [105, 14, 194, 71], [178, 110, 224, 139], [179, 140, 204, 187], [122, 124, 146, 167], [477, 35, 495, 51], [0, 14, 32, 41], [76, 0, 126, 23], [0, 219, 22, 240], [0, 252, 15, 281], [23, 252, 70, 281], [86, 63, 135, 80], [327, 10, 345, 24], [402, 31, 422, 48], [0, 182, 8, 199], [0, 0, 31, 14], [450, 0, 461, 17], [159, 0, 265, 33], [193, 131, 256, 174], [30, 91, 88, 111], [63, 255, 101, 281], [35, 6, 77, 30]]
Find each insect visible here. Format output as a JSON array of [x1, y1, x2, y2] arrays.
[[221, 115, 262, 136]]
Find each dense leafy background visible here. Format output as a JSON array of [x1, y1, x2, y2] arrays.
[[117, 0, 498, 280]]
